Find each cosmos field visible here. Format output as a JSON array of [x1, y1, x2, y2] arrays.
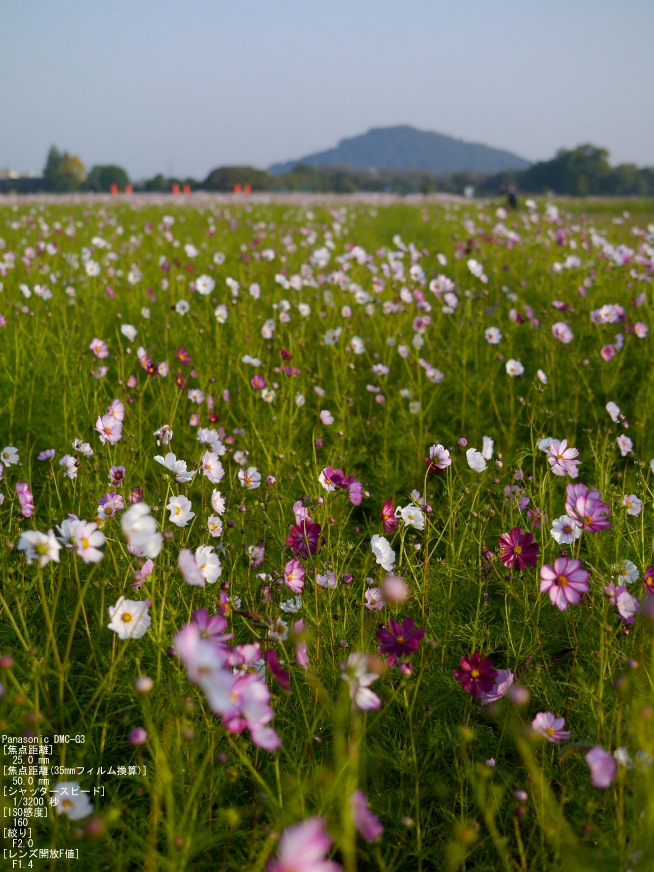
[[1, 193, 654, 871]]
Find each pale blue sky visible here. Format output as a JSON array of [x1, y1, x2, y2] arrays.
[[3, 0, 652, 179]]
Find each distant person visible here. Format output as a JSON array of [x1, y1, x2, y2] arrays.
[[507, 186, 518, 210]]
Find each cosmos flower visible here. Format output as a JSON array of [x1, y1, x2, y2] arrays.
[[565, 483, 612, 532], [505, 359, 524, 376], [617, 434, 633, 456], [531, 712, 571, 744], [238, 466, 262, 489], [350, 791, 383, 843], [425, 443, 451, 473], [480, 669, 514, 705], [267, 817, 341, 872], [371, 534, 395, 571], [52, 782, 94, 820], [550, 515, 581, 544], [107, 597, 151, 640], [453, 653, 497, 697], [286, 521, 323, 558], [381, 500, 398, 534], [95, 414, 123, 445], [466, 448, 487, 472], [167, 495, 195, 527], [284, 559, 305, 593], [73, 520, 106, 563], [547, 439, 580, 478], [376, 617, 424, 666], [498, 528, 540, 570], [586, 747, 617, 788], [17, 529, 61, 567], [540, 557, 589, 610], [341, 652, 381, 712], [622, 494, 642, 516]]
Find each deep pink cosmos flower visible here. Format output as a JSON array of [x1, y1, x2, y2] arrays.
[[176, 346, 192, 366], [286, 521, 323, 558], [381, 500, 398, 534], [547, 439, 580, 478], [644, 567, 654, 597], [601, 344, 615, 362], [565, 483, 612, 532], [376, 617, 425, 667], [540, 557, 589, 610], [453, 653, 498, 697], [191, 608, 233, 646], [498, 528, 540, 570], [265, 649, 290, 692]]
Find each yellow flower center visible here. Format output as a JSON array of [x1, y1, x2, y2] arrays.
[[471, 669, 480, 678], [61, 799, 73, 808], [82, 538, 89, 549], [584, 515, 593, 524], [122, 613, 133, 623], [175, 507, 181, 515], [513, 545, 522, 555], [546, 727, 555, 737], [556, 576, 568, 587], [106, 506, 113, 515]]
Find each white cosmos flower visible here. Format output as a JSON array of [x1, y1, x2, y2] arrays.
[[211, 490, 226, 514], [295, 392, 306, 407], [207, 515, 223, 537], [121, 503, 163, 559], [175, 299, 190, 315], [505, 359, 524, 376], [196, 274, 215, 295], [550, 515, 582, 544], [622, 494, 642, 516], [482, 436, 494, 460], [606, 401, 620, 423], [120, 324, 137, 342], [52, 782, 94, 820], [17, 529, 61, 566], [371, 534, 395, 571], [398, 504, 425, 531], [537, 369, 548, 384], [108, 596, 152, 640], [351, 336, 365, 354], [154, 452, 196, 483], [614, 559, 640, 585], [238, 466, 261, 489], [466, 448, 487, 472], [167, 495, 195, 527]]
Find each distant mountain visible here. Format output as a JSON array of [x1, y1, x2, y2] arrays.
[[270, 125, 531, 176]]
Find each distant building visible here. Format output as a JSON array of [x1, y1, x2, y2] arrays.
[[0, 170, 44, 193]]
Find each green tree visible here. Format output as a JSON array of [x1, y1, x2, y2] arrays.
[[42, 146, 86, 192], [84, 165, 130, 192], [203, 166, 270, 192]]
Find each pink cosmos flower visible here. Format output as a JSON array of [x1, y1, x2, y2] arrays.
[[16, 483, 35, 518], [284, 558, 305, 593], [293, 500, 311, 524], [97, 491, 124, 520], [586, 746, 617, 788], [267, 817, 341, 872], [201, 452, 225, 484], [531, 712, 571, 743], [498, 528, 540, 570], [617, 434, 633, 456], [425, 443, 451, 474], [95, 414, 123, 445], [565, 483, 612, 532], [644, 567, 654, 597], [90, 338, 109, 358], [350, 790, 383, 842], [73, 520, 106, 564], [480, 669, 514, 704], [37, 449, 56, 461], [547, 439, 580, 478], [381, 499, 398, 534], [634, 322, 648, 338], [107, 399, 125, 422], [109, 465, 126, 486], [601, 344, 615, 362], [364, 588, 385, 610], [191, 608, 233, 646], [540, 557, 589, 610], [251, 374, 266, 390], [264, 649, 290, 692], [453, 653, 497, 697], [604, 583, 640, 624], [319, 410, 334, 425], [552, 322, 573, 343]]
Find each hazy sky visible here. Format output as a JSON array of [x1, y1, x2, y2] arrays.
[[3, 0, 653, 179]]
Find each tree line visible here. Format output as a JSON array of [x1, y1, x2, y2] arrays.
[[40, 144, 654, 197]]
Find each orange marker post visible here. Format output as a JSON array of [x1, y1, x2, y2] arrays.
[[172, 183, 180, 195], [244, 183, 252, 195], [183, 184, 191, 195], [110, 183, 118, 195], [233, 183, 242, 194], [125, 184, 132, 195]]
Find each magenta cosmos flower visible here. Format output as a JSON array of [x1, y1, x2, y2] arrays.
[[498, 528, 540, 570], [540, 557, 589, 610], [644, 567, 654, 597], [267, 816, 341, 872], [547, 439, 580, 478], [453, 652, 497, 697], [380, 499, 398, 534], [565, 483, 612, 532], [376, 617, 425, 667], [286, 521, 322, 558], [531, 712, 571, 743]]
